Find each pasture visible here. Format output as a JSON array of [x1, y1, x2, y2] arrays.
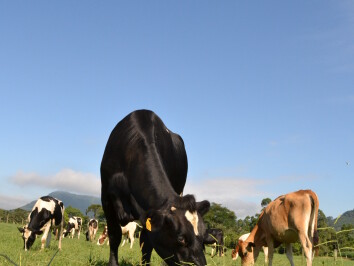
[[0, 223, 351, 266]]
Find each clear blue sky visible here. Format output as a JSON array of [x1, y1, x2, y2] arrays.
[[1, 1, 353, 219]]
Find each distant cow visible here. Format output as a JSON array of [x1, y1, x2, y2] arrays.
[[237, 189, 319, 266], [203, 228, 224, 257], [86, 219, 98, 241], [18, 196, 64, 251], [231, 233, 268, 263], [121, 221, 142, 248], [63, 216, 82, 239], [97, 225, 109, 246], [101, 110, 210, 266]]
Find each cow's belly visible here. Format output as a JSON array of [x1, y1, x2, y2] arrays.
[[273, 229, 298, 243]]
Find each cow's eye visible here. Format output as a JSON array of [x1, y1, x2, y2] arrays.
[[177, 235, 186, 246]]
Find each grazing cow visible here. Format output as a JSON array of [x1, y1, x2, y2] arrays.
[[237, 189, 319, 266], [18, 196, 64, 251], [86, 219, 98, 241], [63, 216, 82, 239], [101, 109, 210, 266], [231, 233, 268, 263], [121, 221, 142, 248], [203, 228, 224, 257], [97, 225, 109, 246]]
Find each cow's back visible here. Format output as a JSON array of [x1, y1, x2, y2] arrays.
[[101, 110, 188, 196]]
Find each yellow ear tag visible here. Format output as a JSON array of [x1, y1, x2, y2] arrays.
[[146, 218, 152, 231]]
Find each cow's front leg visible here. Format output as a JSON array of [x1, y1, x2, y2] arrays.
[[103, 197, 123, 265], [41, 222, 52, 249], [140, 229, 153, 265]]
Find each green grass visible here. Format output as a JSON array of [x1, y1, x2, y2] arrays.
[[0, 223, 352, 265]]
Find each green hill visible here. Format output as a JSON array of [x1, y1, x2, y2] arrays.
[[328, 209, 354, 230], [19, 191, 101, 215]]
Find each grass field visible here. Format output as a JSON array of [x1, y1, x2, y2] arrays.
[[0, 223, 352, 266]]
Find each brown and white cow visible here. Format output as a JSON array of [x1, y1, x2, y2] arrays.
[[97, 225, 109, 246], [237, 189, 319, 266], [18, 196, 64, 251], [121, 221, 142, 248], [231, 233, 268, 263], [86, 219, 98, 241]]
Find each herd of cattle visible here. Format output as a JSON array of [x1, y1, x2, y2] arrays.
[[18, 110, 320, 266]]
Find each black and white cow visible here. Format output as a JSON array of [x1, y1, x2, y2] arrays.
[[63, 216, 82, 239], [18, 196, 64, 250], [86, 219, 98, 241], [203, 228, 225, 257], [101, 110, 210, 266]]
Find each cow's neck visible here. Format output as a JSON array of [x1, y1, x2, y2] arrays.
[[131, 185, 180, 216], [247, 224, 264, 262]]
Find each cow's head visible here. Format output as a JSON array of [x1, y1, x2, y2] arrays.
[[141, 198, 210, 266], [231, 245, 239, 260], [18, 226, 36, 251], [237, 239, 256, 265]]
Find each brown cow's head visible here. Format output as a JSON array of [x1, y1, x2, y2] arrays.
[[231, 244, 240, 260], [238, 239, 256, 265], [141, 199, 210, 266], [18, 226, 36, 251]]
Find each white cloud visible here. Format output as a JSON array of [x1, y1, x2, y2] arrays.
[[184, 178, 268, 219], [0, 194, 30, 210], [9, 169, 100, 196]]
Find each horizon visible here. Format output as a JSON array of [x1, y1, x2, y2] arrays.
[[1, 1, 353, 219], [3, 189, 353, 221]]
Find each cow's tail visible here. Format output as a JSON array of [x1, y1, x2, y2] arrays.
[[309, 191, 319, 255]]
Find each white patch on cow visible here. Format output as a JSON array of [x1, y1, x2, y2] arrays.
[[30, 199, 55, 220], [185, 211, 199, 235], [166, 128, 169, 133]]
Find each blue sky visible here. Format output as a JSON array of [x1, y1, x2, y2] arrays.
[[0, 1, 353, 219]]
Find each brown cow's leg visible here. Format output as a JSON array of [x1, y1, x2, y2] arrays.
[[266, 241, 274, 266], [299, 233, 313, 266], [285, 243, 294, 266]]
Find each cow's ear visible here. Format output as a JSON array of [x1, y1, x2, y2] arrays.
[[196, 200, 210, 216], [246, 242, 255, 251], [140, 210, 167, 232], [18, 227, 25, 233]]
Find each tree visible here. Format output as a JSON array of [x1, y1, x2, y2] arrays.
[[261, 198, 271, 208], [64, 206, 84, 223], [203, 202, 239, 248], [317, 209, 336, 256], [86, 204, 102, 218], [203, 203, 237, 229]]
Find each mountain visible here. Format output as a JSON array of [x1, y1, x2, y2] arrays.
[[19, 191, 101, 215], [327, 209, 354, 230]]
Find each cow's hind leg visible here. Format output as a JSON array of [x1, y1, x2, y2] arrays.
[[140, 230, 153, 265], [285, 243, 294, 266], [299, 233, 313, 266]]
